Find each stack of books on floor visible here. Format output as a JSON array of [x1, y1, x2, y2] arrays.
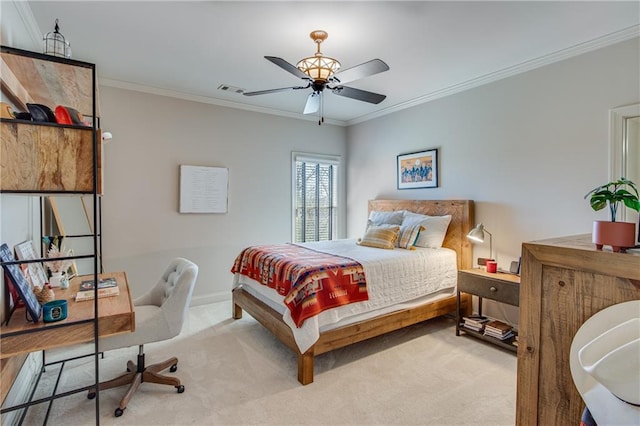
[[483, 320, 515, 341], [461, 315, 490, 332]]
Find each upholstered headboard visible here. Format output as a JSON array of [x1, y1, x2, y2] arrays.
[[368, 199, 474, 270]]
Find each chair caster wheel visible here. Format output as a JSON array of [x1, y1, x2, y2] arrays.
[[87, 391, 96, 400], [176, 385, 185, 393], [115, 408, 124, 417], [170, 364, 178, 373]]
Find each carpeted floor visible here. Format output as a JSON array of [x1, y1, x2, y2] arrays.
[[18, 301, 516, 425]]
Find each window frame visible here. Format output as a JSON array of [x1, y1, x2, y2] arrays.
[[291, 151, 342, 243]]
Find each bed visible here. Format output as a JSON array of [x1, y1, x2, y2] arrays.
[[232, 199, 474, 384]]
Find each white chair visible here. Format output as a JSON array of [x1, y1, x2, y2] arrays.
[[88, 258, 198, 417]]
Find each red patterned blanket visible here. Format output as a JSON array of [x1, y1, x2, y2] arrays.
[[231, 243, 368, 327]]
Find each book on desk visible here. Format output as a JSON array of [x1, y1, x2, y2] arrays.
[[76, 277, 119, 301]]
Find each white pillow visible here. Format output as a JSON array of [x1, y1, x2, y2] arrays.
[[401, 212, 452, 248], [368, 210, 404, 226]]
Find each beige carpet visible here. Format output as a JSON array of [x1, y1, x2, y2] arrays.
[[19, 301, 516, 425]]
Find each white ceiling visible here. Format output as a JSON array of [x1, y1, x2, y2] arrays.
[[22, 1, 640, 126]]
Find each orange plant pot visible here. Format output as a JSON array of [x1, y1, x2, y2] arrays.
[[592, 221, 636, 252]]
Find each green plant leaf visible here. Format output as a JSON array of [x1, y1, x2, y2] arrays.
[[584, 178, 640, 219]]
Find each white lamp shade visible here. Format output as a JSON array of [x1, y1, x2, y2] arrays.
[[467, 224, 487, 242]]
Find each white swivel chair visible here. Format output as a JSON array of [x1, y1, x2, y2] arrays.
[[88, 258, 198, 417]]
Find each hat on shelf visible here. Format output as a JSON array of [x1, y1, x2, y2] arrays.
[[55, 105, 87, 126], [27, 103, 56, 123], [570, 300, 640, 425]]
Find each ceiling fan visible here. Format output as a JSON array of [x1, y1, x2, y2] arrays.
[[243, 30, 390, 124]]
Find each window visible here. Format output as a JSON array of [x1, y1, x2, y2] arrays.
[[292, 152, 340, 242]]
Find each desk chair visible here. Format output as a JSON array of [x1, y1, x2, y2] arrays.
[[89, 258, 198, 417]]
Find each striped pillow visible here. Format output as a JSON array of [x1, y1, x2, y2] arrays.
[[397, 224, 424, 249], [357, 225, 400, 249]]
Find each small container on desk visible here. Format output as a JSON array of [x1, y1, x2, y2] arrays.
[[42, 299, 68, 322]]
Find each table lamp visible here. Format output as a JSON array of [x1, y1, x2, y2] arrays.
[[467, 223, 493, 262]]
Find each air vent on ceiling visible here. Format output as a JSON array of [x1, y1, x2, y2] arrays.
[[217, 84, 244, 94]]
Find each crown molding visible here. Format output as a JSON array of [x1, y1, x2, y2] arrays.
[[103, 25, 638, 128], [347, 25, 640, 126], [99, 78, 347, 127], [12, 0, 42, 50]]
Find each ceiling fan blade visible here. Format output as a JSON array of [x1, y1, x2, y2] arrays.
[[265, 56, 311, 81], [331, 86, 386, 104], [329, 59, 389, 85], [303, 92, 321, 115], [243, 84, 310, 96]]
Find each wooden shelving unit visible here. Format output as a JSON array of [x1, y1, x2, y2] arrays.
[[1, 120, 102, 193], [0, 45, 102, 424]]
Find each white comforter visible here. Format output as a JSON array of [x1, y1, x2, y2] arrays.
[[233, 239, 457, 352]]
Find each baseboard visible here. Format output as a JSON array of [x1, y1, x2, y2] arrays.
[[190, 291, 230, 307]]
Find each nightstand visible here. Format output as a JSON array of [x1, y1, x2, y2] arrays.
[[456, 268, 520, 352]]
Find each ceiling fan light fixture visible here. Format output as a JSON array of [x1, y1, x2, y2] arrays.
[[296, 30, 341, 82], [296, 55, 341, 81]]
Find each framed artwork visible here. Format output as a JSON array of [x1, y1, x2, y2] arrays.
[[179, 165, 229, 213], [14, 240, 48, 288], [0, 243, 42, 322], [397, 148, 438, 189]]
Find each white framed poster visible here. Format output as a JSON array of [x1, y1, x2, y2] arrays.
[[14, 240, 48, 288], [179, 165, 228, 213]]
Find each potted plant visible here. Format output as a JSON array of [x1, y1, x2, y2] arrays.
[[584, 177, 640, 252], [45, 244, 73, 288]]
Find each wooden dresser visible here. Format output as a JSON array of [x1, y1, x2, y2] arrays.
[[515, 234, 640, 425]]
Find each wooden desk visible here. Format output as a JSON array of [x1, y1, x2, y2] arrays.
[[0, 272, 135, 360]]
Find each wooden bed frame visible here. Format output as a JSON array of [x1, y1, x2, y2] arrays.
[[232, 199, 474, 384]]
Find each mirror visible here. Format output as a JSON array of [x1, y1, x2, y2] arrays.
[[42, 196, 101, 276], [609, 104, 640, 244]]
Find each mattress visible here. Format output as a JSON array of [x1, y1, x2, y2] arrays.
[[233, 238, 458, 352]]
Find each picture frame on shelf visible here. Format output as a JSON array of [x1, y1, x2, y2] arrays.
[[14, 240, 48, 288], [397, 148, 438, 189], [0, 243, 42, 323]]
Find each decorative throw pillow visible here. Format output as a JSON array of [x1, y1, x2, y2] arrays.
[[357, 225, 400, 249], [401, 212, 452, 248], [368, 210, 404, 226], [397, 224, 424, 250]]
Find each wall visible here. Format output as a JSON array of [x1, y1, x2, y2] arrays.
[[98, 87, 347, 303], [345, 38, 639, 323]]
